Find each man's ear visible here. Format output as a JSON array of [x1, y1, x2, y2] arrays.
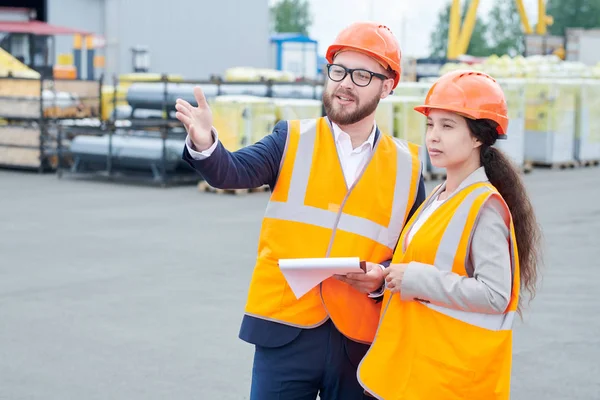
[[380, 79, 394, 99]]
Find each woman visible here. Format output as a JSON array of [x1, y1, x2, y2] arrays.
[[357, 70, 542, 400]]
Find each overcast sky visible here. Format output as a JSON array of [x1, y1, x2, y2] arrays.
[[271, 0, 540, 58]]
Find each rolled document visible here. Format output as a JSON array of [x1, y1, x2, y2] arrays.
[[278, 257, 366, 299]]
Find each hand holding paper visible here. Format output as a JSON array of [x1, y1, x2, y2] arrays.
[[334, 262, 385, 294], [278, 257, 366, 299]]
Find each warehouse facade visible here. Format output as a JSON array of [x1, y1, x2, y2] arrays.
[[46, 0, 271, 80]]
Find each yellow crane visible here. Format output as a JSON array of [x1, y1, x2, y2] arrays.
[[447, 0, 555, 59]]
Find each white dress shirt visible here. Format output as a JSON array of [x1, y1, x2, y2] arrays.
[[398, 167, 512, 313]]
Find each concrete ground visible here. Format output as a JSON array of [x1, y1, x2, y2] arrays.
[[0, 166, 598, 399]]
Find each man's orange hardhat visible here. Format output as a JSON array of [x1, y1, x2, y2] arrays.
[[414, 70, 509, 137], [326, 22, 402, 89]]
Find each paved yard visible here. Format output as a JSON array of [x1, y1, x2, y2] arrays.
[[0, 166, 598, 399]]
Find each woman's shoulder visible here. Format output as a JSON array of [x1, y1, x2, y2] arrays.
[[476, 194, 511, 236]]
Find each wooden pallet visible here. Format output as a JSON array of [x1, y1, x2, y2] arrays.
[[428, 171, 447, 181], [425, 163, 533, 180], [531, 160, 579, 170], [197, 181, 271, 195], [577, 159, 600, 167]]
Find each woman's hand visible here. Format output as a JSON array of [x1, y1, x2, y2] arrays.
[[383, 263, 409, 293]]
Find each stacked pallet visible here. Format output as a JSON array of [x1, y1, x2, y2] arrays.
[[0, 78, 100, 119], [0, 126, 44, 168], [197, 181, 271, 195]]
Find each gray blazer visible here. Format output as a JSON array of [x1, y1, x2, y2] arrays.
[[399, 167, 512, 314]]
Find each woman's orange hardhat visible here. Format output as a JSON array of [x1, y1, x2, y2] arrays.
[[414, 70, 509, 136]]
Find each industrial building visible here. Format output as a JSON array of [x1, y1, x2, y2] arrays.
[[0, 0, 599, 183], [1, 0, 271, 79]]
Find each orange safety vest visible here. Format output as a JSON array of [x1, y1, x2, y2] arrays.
[[358, 182, 520, 399], [244, 117, 422, 344]]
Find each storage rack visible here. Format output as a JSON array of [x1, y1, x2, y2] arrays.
[[0, 74, 102, 172], [56, 74, 325, 187]]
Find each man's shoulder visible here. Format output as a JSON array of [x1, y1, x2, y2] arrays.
[[271, 117, 325, 141]]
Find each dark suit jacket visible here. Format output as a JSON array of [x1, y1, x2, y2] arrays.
[[183, 120, 426, 347]]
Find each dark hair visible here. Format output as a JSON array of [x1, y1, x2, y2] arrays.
[[466, 118, 542, 312]]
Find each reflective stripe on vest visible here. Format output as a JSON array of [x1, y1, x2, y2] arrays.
[[265, 119, 414, 250], [243, 116, 422, 340], [404, 184, 517, 331], [357, 182, 519, 399]]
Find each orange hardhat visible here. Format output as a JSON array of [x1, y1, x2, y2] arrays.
[[414, 70, 509, 137], [326, 22, 402, 89]]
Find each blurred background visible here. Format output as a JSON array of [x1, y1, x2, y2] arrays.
[[0, 1, 599, 399]]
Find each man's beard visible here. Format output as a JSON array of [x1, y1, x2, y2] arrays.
[[322, 87, 381, 126]]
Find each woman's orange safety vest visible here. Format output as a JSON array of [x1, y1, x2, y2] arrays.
[[358, 182, 520, 399], [244, 117, 422, 344]]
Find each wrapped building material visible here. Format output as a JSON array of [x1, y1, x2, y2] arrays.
[[524, 79, 578, 166], [273, 98, 322, 121], [392, 82, 432, 101], [375, 96, 396, 137], [495, 79, 526, 169], [392, 96, 429, 174], [271, 84, 322, 99], [209, 95, 277, 151], [575, 80, 600, 163]]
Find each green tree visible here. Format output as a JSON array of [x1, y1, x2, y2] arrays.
[[487, 0, 524, 56], [270, 0, 313, 35], [429, 1, 491, 58], [467, 11, 492, 56], [429, 2, 451, 58], [546, 0, 600, 36]]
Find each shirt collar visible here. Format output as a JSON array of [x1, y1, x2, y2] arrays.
[[331, 121, 377, 150], [430, 166, 490, 204]]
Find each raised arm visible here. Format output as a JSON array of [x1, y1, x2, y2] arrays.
[[176, 87, 287, 190]]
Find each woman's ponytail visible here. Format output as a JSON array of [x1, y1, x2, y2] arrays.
[[467, 119, 543, 310]]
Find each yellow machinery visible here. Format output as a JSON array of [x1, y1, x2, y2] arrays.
[[447, 0, 555, 59]]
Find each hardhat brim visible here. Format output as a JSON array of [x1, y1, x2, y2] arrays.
[[414, 104, 508, 138]]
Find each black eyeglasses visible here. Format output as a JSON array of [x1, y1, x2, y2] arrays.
[[326, 63, 389, 87]]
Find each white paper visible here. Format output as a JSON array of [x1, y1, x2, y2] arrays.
[[278, 257, 364, 299]]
